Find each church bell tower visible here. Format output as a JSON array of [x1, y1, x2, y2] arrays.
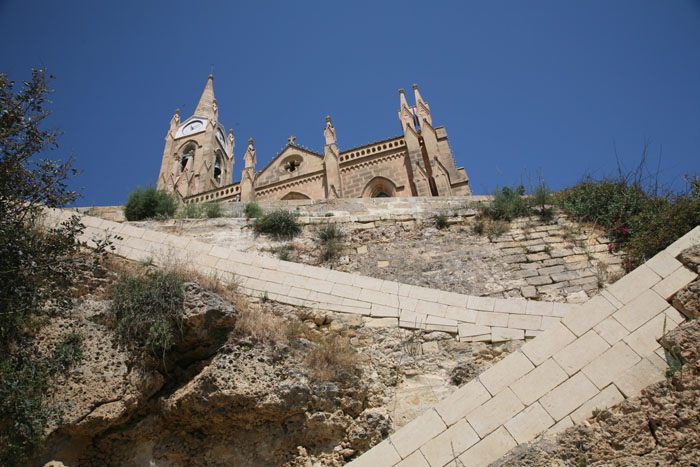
[[157, 75, 235, 198]]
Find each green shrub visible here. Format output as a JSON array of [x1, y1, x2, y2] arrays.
[[556, 178, 648, 229], [124, 185, 177, 221], [315, 223, 345, 262], [472, 221, 485, 236], [485, 220, 510, 240], [433, 213, 449, 229], [244, 202, 263, 219], [204, 202, 223, 218], [482, 185, 529, 221], [557, 175, 700, 270], [110, 271, 185, 359], [177, 202, 204, 219], [253, 210, 302, 239]]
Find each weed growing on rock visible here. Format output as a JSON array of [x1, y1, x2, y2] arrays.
[[234, 303, 289, 345], [253, 210, 302, 239], [433, 213, 449, 230], [471, 221, 485, 236], [110, 270, 185, 360], [277, 244, 292, 260], [177, 202, 205, 219], [305, 334, 358, 382], [204, 202, 223, 218], [244, 201, 263, 219], [485, 220, 510, 241], [315, 223, 345, 262], [481, 185, 529, 221]]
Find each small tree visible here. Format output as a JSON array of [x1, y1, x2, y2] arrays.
[[0, 69, 86, 463], [124, 185, 177, 221]]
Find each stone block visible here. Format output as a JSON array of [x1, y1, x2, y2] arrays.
[[551, 302, 577, 318], [623, 310, 680, 356], [527, 275, 553, 286], [546, 416, 574, 436], [525, 300, 554, 316], [479, 351, 535, 396], [540, 372, 598, 421], [645, 250, 682, 278], [415, 300, 447, 317], [508, 314, 542, 331], [521, 286, 538, 299], [504, 402, 555, 444], [553, 330, 610, 375], [521, 322, 576, 366], [352, 274, 385, 292], [458, 323, 491, 339], [330, 283, 362, 301], [510, 358, 568, 406], [445, 307, 478, 323], [593, 317, 628, 345], [390, 408, 447, 459], [468, 296, 495, 312], [420, 419, 479, 467], [380, 280, 400, 295], [527, 252, 550, 262], [582, 341, 641, 390], [570, 384, 624, 423], [438, 291, 469, 308], [665, 225, 700, 257], [345, 439, 401, 467], [614, 357, 665, 398], [652, 267, 697, 300], [494, 298, 527, 314], [477, 311, 509, 327], [613, 289, 669, 332], [408, 286, 442, 303], [551, 271, 580, 282], [537, 265, 566, 275], [371, 304, 400, 318], [607, 264, 661, 304], [540, 316, 561, 330], [396, 451, 429, 467], [561, 295, 616, 336], [435, 379, 492, 426], [466, 388, 524, 438], [491, 327, 524, 342], [457, 426, 517, 467]]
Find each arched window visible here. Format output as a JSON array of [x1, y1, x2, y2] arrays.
[[180, 143, 196, 173], [214, 153, 223, 186], [361, 176, 398, 198]]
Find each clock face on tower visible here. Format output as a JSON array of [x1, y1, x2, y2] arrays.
[[216, 128, 226, 148], [181, 120, 204, 136]]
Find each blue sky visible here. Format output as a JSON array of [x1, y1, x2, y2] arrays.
[[1, 0, 699, 206]]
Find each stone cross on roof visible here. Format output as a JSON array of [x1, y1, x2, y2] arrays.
[[288, 135, 297, 145]]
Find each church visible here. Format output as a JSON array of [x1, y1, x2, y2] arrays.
[[156, 76, 471, 203]]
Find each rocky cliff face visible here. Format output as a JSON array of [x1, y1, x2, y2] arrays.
[[36, 265, 512, 466]]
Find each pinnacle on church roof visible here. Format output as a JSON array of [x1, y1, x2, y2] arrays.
[[194, 75, 216, 118], [399, 88, 409, 108], [412, 83, 424, 103]]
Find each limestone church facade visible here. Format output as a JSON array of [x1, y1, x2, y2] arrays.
[[156, 76, 471, 203]]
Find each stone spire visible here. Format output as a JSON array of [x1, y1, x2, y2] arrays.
[[194, 75, 216, 117], [413, 84, 432, 127], [398, 88, 415, 132]]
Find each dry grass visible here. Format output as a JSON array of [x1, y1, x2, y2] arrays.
[[234, 303, 290, 345], [305, 334, 358, 382]]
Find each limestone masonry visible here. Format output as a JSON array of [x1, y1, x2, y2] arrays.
[[156, 76, 471, 203]]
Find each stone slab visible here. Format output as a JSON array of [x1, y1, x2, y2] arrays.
[[479, 351, 535, 396], [607, 264, 661, 304], [613, 289, 670, 332], [614, 357, 666, 398], [420, 419, 479, 467], [561, 295, 616, 337], [390, 408, 446, 459], [345, 439, 401, 467], [570, 384, 625, 424], [539, 372, 598, 421], [553, 330, 610, 376], [457, 426, 517, 467], [652, 267, 697, 300], [510, 358, 568, 406], [435, 379, 492, 427], [521, 322, 577, 366], [504, 402, 555, 444], [582, 341, 641, 390], [466, 388, 524, 438]]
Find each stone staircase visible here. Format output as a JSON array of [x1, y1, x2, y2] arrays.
[[42, 208, 700, 467]]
